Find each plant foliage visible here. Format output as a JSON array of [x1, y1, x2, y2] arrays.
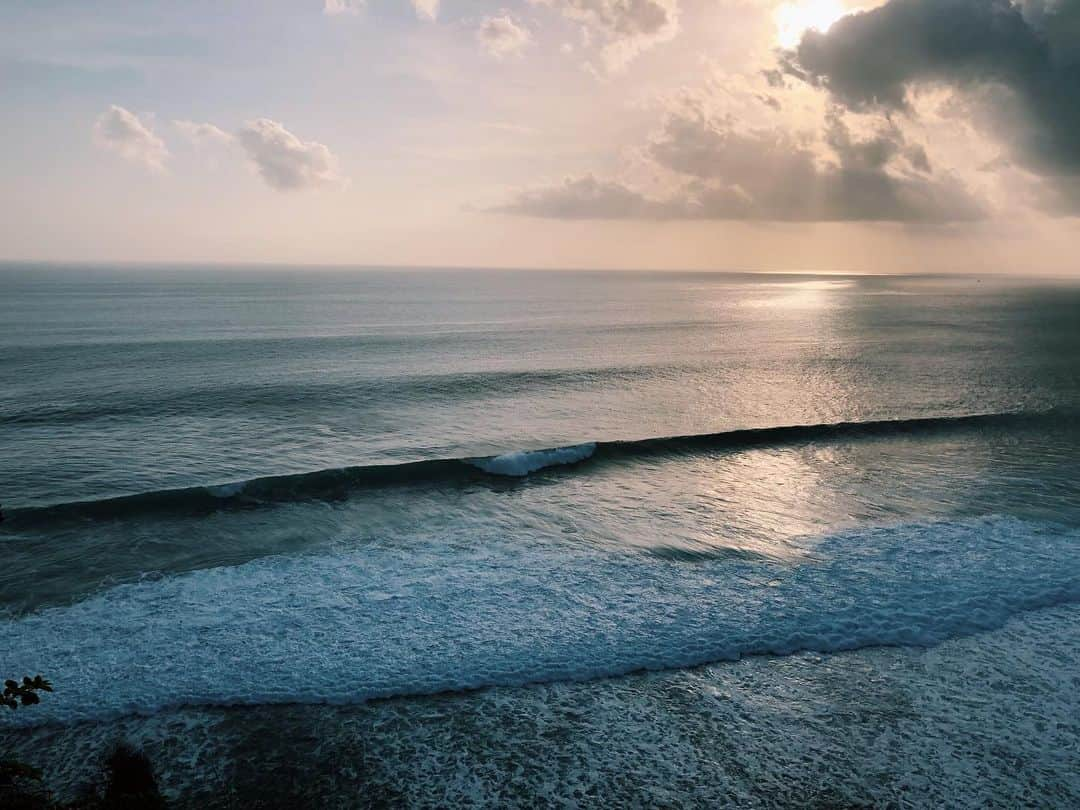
[[3, 676, 53, 710]]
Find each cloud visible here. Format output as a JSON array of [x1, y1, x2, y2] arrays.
[[477, 14, 531, 58], [93, 105, 169, 171], [530, 0, 679, 71], [235, 119, 343, 190], [173, 120, 234, 147], [325, 0, 435, 20], [412, 0, 439, 20], [787, 0, 1080, 210], [497, 174, 685, 219], [496, 95, 983, 223], [97, 111, 342, 192], [323, 0, 364, 15]]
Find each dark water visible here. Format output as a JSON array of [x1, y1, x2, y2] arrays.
[[2, 266, 1079, 807]]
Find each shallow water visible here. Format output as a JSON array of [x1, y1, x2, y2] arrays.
[[9, 605, 1080, 808]]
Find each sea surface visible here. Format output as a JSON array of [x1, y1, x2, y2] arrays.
[[2, 266, 1080, 807]]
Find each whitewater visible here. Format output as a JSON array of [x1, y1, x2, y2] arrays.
[[4, 513, 1080, 727]]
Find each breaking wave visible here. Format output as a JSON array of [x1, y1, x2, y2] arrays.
[[471, 443, 597, 476], [3, 409, 1066, 526], [2, 515, 1078, 727]]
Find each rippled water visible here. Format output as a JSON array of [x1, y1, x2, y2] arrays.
[[3, 268, 1077, 506], [2, 266, 1079, 806]]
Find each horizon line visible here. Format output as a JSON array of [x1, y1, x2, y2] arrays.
[[0, 259, 1071, 280]]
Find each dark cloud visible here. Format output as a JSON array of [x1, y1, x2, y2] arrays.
[[789, 0, 1080, 193], [497, 175, 686, 220], [496, 99, 982, 223]]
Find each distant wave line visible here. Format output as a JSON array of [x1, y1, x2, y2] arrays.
[[0, 364, 699, 427], [3, 409, 1068, 525]]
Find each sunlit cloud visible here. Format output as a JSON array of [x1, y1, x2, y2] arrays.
[[531, 0, 680, 72], [773, 0, 850, 48], [173, 120, 234, 147], [477, 14, 532, 58], [93, 105, 169, 172], [235, 119, 344, 191], [324, 0, 435, 21], [323, 0, 363, 15], [412, 0, 440, 20]]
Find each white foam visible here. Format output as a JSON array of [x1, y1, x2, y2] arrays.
[[471, 443, 597, 476], [9, 605, 1080, 807], [3, 516, 1079, 727]]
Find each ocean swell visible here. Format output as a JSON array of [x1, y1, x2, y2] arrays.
[[3, 409, 1065, 525]]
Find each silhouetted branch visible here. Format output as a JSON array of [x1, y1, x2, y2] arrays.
[[2, 676, 53, 711]]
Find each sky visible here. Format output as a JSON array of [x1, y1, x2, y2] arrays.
[[1, 0, 1079, 273]]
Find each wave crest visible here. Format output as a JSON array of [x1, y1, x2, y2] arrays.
[[471, 443, 597, 477]]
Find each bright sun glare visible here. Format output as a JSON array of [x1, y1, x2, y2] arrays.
[[773, 0, 850, 49]]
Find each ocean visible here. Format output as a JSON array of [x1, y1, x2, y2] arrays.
[[2, 266, 1080, 807]]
